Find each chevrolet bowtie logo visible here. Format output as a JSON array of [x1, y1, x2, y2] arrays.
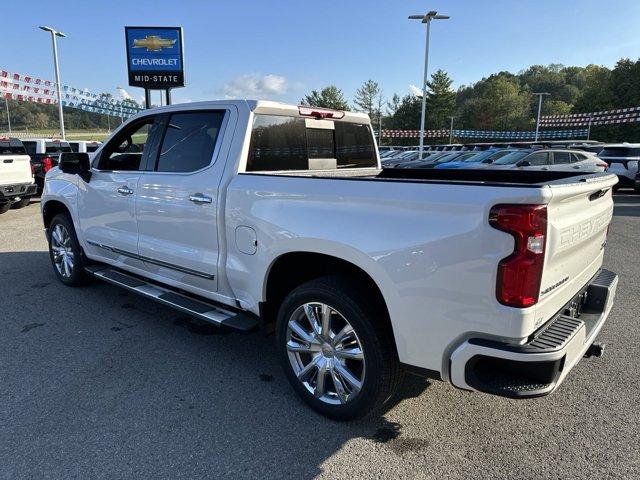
[[132, 35, 176, 52]]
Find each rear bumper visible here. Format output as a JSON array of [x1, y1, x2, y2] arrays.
[[449, 269, 618, 398], [0, 182, 37, 203]]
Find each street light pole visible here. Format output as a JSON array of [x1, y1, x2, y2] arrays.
[[533, 92, 549, 142], [40, 26, 66, 140], [449, 116, 455, 144], [409, 11, 450, 159], [4, 97, 11, 134]]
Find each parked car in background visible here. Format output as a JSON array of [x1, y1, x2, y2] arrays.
[[480, 149, 607, 172], [0, 137, 37, 213], [398, 151, 476, 169], [68, 140, 102, 154], [598, 143, 640, 192], [569, 143, 605, 155], [22, 138, 73, 194], [436, 149, 511, 169]]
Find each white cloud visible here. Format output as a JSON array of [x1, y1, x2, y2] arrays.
[[222, 73, 288, 99], [116, 87, 133, 101], [409, 84, 423, 97]]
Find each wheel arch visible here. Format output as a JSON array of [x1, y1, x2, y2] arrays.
[[42, 199, 72, 231], [261, 251, 397, 348]]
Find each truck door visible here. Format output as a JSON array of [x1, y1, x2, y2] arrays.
[[135, 108, 232, 293], [78, 115, 161, 265]]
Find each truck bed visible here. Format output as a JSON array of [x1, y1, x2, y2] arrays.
[[244, 167, 611, 188]]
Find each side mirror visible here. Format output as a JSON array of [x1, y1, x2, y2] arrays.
[[517, 160, 531, 167], [59, 152, 91, 181]]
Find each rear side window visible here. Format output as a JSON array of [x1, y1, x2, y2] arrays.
[[23, 141, 36, 156], [0, 139, 27, 155], [571, 153, 587, 162], [553, 151, 570, 164], [86, 144, 100, 153], [525, 152, 550, 166], [246, 114, 376, 172], [156, 111, 225, 173], [599, 147, 640, 158], [69, 143, 80, 152], [46, 142, 72, 153]]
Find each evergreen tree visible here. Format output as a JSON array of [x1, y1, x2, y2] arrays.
[[425, 69, 456, 128], [353, 79, 380, 120], [301, 86, 349, 110]]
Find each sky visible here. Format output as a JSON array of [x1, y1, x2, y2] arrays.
[[2, 0, 640, 106]]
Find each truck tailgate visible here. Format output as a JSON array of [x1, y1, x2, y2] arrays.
[[534, 174, 618, 326], [1, 154, 33, 185]]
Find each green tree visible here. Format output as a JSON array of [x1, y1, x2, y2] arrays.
[[459, 75, 530, 130], [425, 69, 456, 128], [301, 85, 349, 110], [353, 79, 380, 120]]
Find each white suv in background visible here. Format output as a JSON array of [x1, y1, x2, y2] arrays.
[[598, 143, 640, 192]]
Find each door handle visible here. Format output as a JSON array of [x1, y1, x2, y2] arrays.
[[189, 193, 212, 204], [573, 166, 581, 169], [117, 186, 134, 195]]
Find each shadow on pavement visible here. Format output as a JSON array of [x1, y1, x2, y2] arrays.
[[0, 251, 430, 479], [613, 192, 640, 217]]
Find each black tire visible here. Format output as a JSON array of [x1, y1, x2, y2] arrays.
[[11, 197, 31, 209], [276, 275, 402, 420], [47, 213, 91, 287], [0, 203, 10, 215]]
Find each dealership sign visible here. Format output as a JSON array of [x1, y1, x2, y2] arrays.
[[125, 26, 185, 89]]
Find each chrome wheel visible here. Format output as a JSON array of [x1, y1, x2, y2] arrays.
[[51, 224, 74, 278], [286, 302, 365, 405]]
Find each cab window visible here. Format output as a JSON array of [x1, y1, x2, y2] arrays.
[[98, 117, 157, 171], [155, 111, 225, 173]]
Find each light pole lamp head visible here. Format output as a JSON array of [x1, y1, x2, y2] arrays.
[[408, 11, 450, 23], [39, 25, 66, 37]]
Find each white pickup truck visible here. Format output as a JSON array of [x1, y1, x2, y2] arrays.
[[0, 137, 37, 214], [41, 100, 619, 420]]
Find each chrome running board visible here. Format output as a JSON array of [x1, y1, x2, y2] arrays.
[[85, 265, 257, 332]]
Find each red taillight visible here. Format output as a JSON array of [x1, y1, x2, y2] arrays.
[[298, 105, 345, 119], [30, 163, 36, 175], [596, 162, 609, 170], [489, 204, 548, 308], [42, 156, 53, 173]]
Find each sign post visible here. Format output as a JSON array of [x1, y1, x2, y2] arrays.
[[125, 26, 185, 107]]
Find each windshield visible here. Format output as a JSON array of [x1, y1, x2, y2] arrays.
[[433, 152, 460, 164], [492, 151, 531, 165], [461, 150, 498, 163]]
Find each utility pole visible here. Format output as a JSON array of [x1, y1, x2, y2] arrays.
[[378, 92, 383, 147], [40, 26, 66, 139], [4, 97, 11, 134], [449, 116, 455, 144], [409, 11, 450, 159], [533, 92, 550, 142]]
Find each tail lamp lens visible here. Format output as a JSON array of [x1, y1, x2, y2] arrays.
[[42, 156, 53, 173], [489, 204, 548, 308]]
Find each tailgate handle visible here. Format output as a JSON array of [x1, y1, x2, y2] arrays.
[[589, 188, 609, 201], [3, 159, 13, 163]]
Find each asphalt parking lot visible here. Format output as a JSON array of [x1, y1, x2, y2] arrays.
[[1, 193, 639, 480]]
